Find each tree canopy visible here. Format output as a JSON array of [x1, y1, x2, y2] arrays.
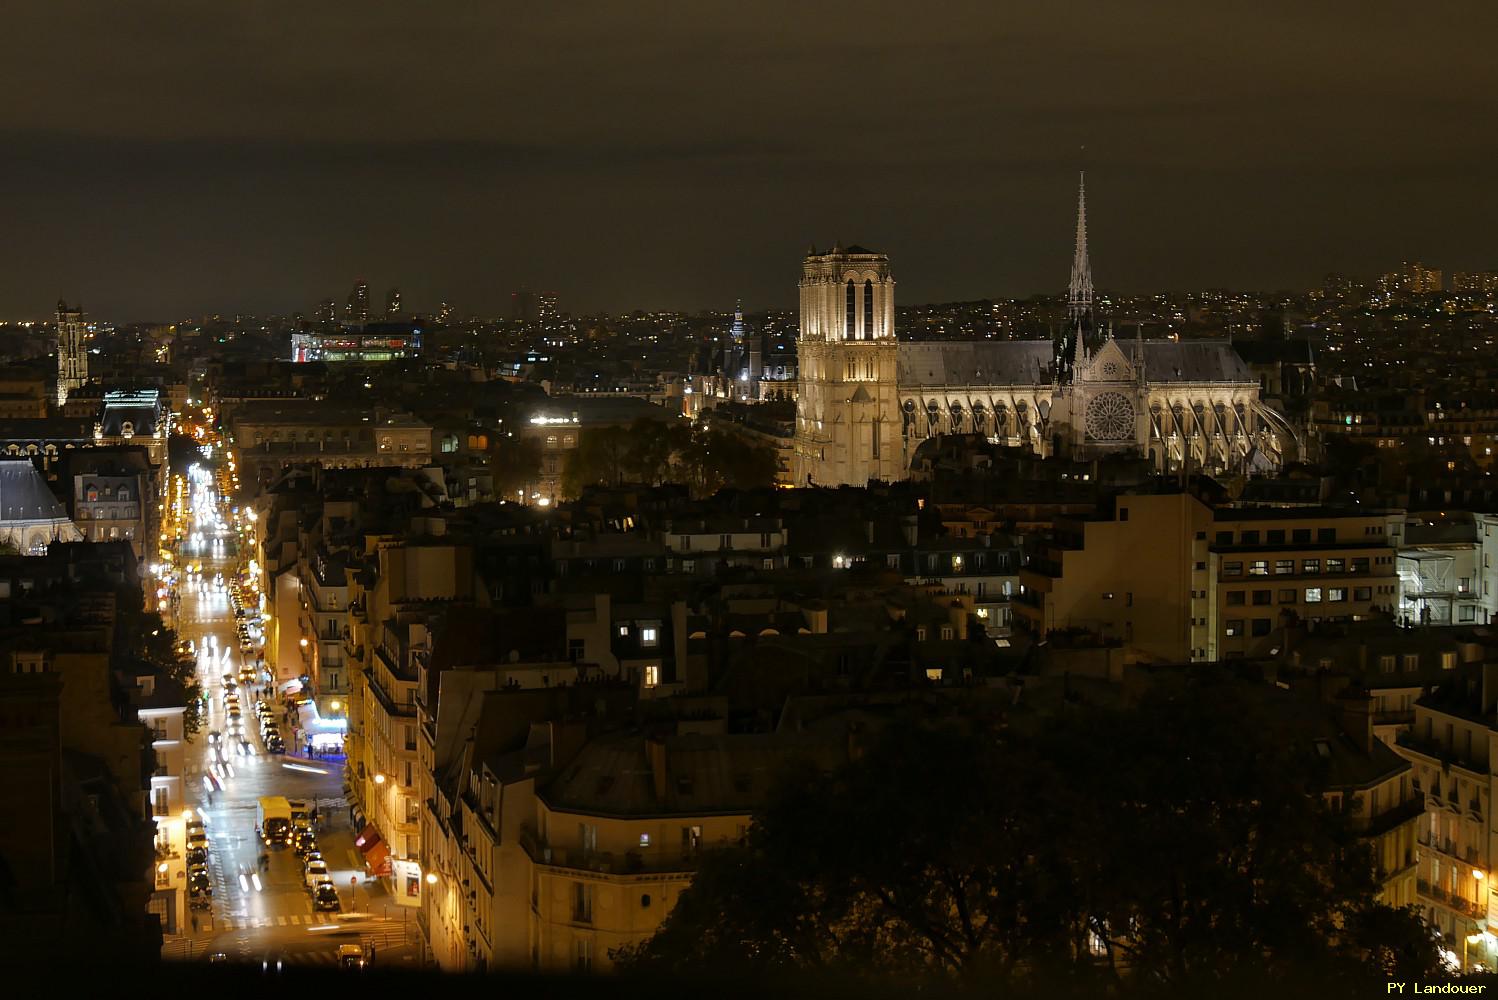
[[562, 418, 778, 499], [488, 432, 543, 500], [117, 604, 203, 738], [615, 676, 1444, 992]]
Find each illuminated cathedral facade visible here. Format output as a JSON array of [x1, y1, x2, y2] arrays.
[[790, 175, 1296, 487]]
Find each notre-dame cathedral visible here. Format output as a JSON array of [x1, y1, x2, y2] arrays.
[[790, 175, 1296, 487]]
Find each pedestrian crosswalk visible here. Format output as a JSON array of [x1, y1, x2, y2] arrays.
[[219, 913, 324, 929]]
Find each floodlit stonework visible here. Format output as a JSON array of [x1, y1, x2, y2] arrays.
[[792, 179, 1296, 487]]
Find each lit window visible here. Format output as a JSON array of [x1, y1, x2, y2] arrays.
[[643, 665, 660, 688], [641, 627, 658, 646], [1305, 588, 1323, 603]]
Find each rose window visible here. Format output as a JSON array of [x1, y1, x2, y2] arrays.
[[1085, 392, 1135, 441]]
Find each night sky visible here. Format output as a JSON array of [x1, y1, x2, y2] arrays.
[[3, 2, 1495, 321]]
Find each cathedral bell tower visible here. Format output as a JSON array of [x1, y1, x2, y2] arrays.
[[792, 244, 902, 486]]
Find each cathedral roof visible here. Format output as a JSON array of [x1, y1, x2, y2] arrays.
[[1138, 340, 1257, 383], [894, 339, 1257, 388], [0, 459, 70, 523], [897, 342, 1054, 387]]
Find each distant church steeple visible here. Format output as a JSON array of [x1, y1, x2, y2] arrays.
[[1055, 169, 1097, 384], [1068, 170, 1094, 326]]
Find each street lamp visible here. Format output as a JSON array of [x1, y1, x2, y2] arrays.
[[425, 872, 438, 885], [374, 773, 387, 785]]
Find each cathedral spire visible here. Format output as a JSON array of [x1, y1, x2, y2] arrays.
[[1068, 170, 1093, 326]]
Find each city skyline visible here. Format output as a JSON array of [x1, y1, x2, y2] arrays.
[[2, 3, 1495, 319]]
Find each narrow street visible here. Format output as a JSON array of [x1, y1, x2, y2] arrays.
[[162, 461, 418, 969]]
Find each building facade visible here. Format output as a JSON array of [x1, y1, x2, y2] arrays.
[[792, 179, 1296, 487]]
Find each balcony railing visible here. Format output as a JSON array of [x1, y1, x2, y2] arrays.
[[518, 826, 704, 876]]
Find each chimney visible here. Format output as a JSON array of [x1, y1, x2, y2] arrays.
[[1483, 661, 1498, 717], [1336, 688, 1374, 755], [646, 736, 668, 803]]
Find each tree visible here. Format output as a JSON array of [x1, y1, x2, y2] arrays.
[[117, 605, 203, 738], [562, 425, 632, 497], [563, 420, 777, 499], [621, 418, 677, 485], [617, 676, 1442, 991], [488, 433, 542, 500]]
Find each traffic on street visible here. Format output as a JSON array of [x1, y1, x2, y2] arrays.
[[162, 438, 410, 971]]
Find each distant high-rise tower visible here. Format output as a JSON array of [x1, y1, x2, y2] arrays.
[[55, 299, 86, 406], [436, 301, 454, 324], [1056, 171, 1096, 383], [512, 288, 535, 322], [315, 299, 337, 325], [385, 287, 401, 317], [345, 281, 370, 324], [538, 293, 560, 332]]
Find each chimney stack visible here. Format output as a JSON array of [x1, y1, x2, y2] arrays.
[[646, 736, 668, 803], [1336, 688, 1374, 755]]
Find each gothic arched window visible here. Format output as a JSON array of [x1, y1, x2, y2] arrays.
[[864, 279, 874, 339], [845, 280, 855, 339]]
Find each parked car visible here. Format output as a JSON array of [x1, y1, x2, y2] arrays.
[[186, 846, 208, 867]]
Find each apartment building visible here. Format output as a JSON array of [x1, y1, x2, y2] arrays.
[[1016, 492, 1214, 663], [1396, 664, 1498, 970], [1209, 507, 1402, 660], [1016, 492, 1405, 663], [350, 538, 480, 869], [134, 671, 190, 936], [66, 448, 157, 559], [422, 685, 635, 973], [1275, 622, 1477, 745], [662, 514, 789, 575], [228, 401, 433, 491], [529, 730, 847, 974], [296, 548, 351, 716], [1398, 511, 1498, 626], [0, 367, 49, 418]]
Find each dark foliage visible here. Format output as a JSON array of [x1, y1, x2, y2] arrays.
[[616, 676, 1445, 990]]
